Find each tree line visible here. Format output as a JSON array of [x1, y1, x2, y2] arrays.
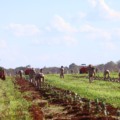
[[3, 60, 120, 76]]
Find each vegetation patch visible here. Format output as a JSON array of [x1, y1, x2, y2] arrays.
[[0, 77, 32, 120], [45, 74, 120, 108]]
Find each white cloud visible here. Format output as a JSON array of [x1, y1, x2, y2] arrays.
[[102, 41, 117, 51], [88, 0, 120, 20], [78, 12, 87, 19], [53, 35, 77, 46], [39, 15, 78, 46], [115, 28, 120, 37], [99, 0, 120, 20], [106, 42, 116, 50], [63, 35, 77, 45], [88, 0, 97, 8], [80, 24, 111, 40], [80, 24, 96, 32], [52, 15, 77, 33], [45, 26, 51, 32], [80, 24, 118, 51], [7, 23, 41, 37], [30, 34, 77, 46], [0, 39, 7, 49]]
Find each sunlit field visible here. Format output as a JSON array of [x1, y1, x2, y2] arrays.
[[45, 73, 120, 108], [95, 72, 119, 78], [0, 77, 32, 119]]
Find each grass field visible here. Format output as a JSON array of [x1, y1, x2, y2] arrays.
[[95, 72, 119, 78], [0, 74, 119, 119], [0, 77, 32, 119], [45, 74, 120, 108]]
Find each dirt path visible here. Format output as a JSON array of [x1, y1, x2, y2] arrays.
[[15, 77, 119, 120], [15, 77, 74, 120]]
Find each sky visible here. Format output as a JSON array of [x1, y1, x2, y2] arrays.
[[0, 0, 120, 69]]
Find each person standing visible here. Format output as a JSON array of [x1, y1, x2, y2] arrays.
[[35, 68, 45, 89], [118, 71, 120, 81], [18, 70, 23, 79], [60, 66, 64, 78], [87, 64, 95, 83]]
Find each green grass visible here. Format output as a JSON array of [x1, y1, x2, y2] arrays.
[[45, 74, 120, 108], [96, 72, 119, 78], [0, 77, 32, 120]]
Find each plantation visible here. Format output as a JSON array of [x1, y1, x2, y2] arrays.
[[0, 77, 32, 119], [45, 74, 120, 108], [0, 73, 120, 119]]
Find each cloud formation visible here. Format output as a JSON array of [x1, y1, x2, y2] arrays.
[[52, 15, 77, 33], [88, 0, 120, 20], [99, 0, 120, 20], [7, 23, 41, 37], [0, 39, 7, 49], [80, 24, 111, 40], [88, 0, 97, 8]]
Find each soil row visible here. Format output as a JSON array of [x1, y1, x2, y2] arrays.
[[15, 77, 120, 120]]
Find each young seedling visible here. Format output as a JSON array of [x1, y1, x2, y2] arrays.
[[101, 102, 108, 116], [116, 109, 120, 117], [88, 100, 92, 111], [95, 98, 102, 114]]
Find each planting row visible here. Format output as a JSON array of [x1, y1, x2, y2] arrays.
[[73, 75, 120, 83], [25, 76, 120, 120]]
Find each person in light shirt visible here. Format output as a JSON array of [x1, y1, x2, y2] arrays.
[[103, 69, 110, 80]]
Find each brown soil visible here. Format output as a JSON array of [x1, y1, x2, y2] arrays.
[[15, 77, 120, 120]]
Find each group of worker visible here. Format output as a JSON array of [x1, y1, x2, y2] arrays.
[[16, 65, 120, 85], [59, 65, 120, 83], [17, 68, 45, 89], [87, 64, 109, 83]]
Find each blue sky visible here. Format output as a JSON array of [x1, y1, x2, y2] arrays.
[[0, 0, 120, 68]]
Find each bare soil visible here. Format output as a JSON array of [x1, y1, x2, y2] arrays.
[[15, 77, 120, 120]]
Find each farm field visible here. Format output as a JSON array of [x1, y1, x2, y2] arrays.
[[0, 74, 120, 120], [0, 77, 32, 120], [45, 74, 120, 108], [95, 72, 119, 78], [2, 0, 120, 119], [0, 76, 82, 120]]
